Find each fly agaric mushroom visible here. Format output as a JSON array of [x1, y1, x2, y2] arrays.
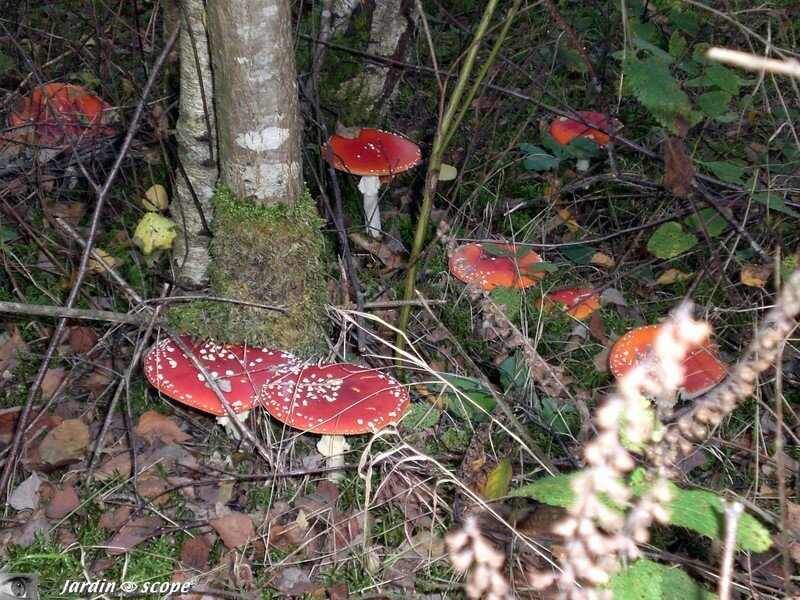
[[449, 243, 545, 291], [549, 110, 622, 172], [323, 128, 421, 237], [260, 362, 410, 480], [536, 287, 600, 319], [608, 324, 727, 399], [7, 83, 114, 148], [142, 336, 301, 437]]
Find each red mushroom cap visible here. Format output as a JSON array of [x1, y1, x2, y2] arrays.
[[142, 336, 302, 416], [549, 111, 622, 147], [260, 363, 410, 435], [323, 128, 421, 177], [449, 243, 545, 291], [608, 324, 727, 398], [8, 83, 114, 147], [536, 287, 600, 319]]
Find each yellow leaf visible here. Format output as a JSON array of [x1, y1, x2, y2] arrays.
[[590, 252, 615, 268], [133, 212, 177, 256], [88, 248, 118, 272], [484, 459, 512, 500], [654, 268, 695, 286], [142, 184, 169, 211], [741, 264, 772, 288], [438, 163, 458, 181]]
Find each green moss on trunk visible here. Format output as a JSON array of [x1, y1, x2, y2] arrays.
[[167, 185, 327, 354]]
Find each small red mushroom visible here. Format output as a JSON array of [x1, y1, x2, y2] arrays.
[[260, 362, 410, 480], [536, 287, 600, 319], [323, 128, 421, 237], [608, 324, 727, 399], [142, 336, 301, 436], [549, 110, 622, 171], [449, 243, 545, 291]]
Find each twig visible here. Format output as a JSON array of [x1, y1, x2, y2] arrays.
[[718, 501, 744, 600], [0, 22, 181, 501], [0, 300, 148, 325], [707, 47, 800, 78]]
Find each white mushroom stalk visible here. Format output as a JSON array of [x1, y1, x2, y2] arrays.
[[357, 175, 383, 237]]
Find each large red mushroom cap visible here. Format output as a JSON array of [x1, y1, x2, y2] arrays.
[[536, 287, 600, 319], [8, 83, 115, 147], [449, 243, 545, 291], [609, 324, 727, 399], [549, 111, 622, 147], [323, 128, 421, 177], [142, 337, 302, 416], [260, 363, 410, 435]]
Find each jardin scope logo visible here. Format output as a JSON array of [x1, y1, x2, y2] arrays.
[[0, 573, 39, 600]]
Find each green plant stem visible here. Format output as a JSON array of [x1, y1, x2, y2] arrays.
[[395, 0, 516, 355]]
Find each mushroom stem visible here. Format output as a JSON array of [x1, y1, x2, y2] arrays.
[[317, 434, 350, 482], [358, 175, 382, 237], [216, 410, 250, 441]]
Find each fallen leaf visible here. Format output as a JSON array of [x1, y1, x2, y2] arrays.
[[99, 506, 133, 531], [45, 484, 81, 519], [209, 513, 254, 549], [741, 264, 772, 288], [653, 268, 695, 286], [108, 515, 163, 554], [347, 232, 408, 269], [142, 184, 169, 212], [87, 248, 118, 273], [590, 252, 614, 268], [132, 213, 177, 255], [137, 476, 170, 505], [9, 472, 42, 511], [0, 324, 25, 378], [40, 367, 66, 402], [136, 411, 191, 446], [663, 136, 694, 199], [38, 419, 89, 464], [66, 325, 99, 356], [438, 163, 458, 181], [273, 566, 316, 596], [484, 460, 512, 500], [181, 535, 212, 571]]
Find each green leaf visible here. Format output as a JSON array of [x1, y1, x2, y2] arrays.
[[559, 245, 596, 264], [132, 212, 177, 256], [668, 31, 687, 58], [752, 191, 800, 219], [484, 460, 512, 500], [402, 403, 441, 430], [647, 222, 698, 259], [518, 143, 559, 171], [684, 208, 728, 237], [667, 486, 772, 552], [698, 90, 731, 118], [622, 54, 694, 134], [498, 352, 528, 391], [607, 559, 717, 600], [706, 63, 741, 94], [701, 161, 744, 184], [781, 254, 798, 283], [440, 374, 497, 423], [1, 225, 18, 243], [509, 472, 578, 506], [541, 397, 579, 436], [491, 286, 521, 321]]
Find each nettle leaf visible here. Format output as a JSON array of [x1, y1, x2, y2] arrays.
[[518, 143, 559, 171], [559, 245, 596, 264], [647, 222, 698, 259], [402, 403, 441, 430], [622, 54, 695, 134], [498, 352, 528, 391], [481, 242, 527, 258], [440, 374, 497, 423], [542, 397, 580, 436], [607, 559, 718, 600], [684, 208, 728, 237], [752, 190, 800, 219], [491, 286, 522, 322], [510, 472, 578, 506], [484, 460, 512, 500], [706, 63, 741, 94], [698, 90, 731, 118], [668, 31, 687, 58], [701, 160, 744, 184]]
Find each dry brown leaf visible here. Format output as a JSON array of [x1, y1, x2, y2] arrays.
[[107, 515, 163, 555], [99, 506, 133, 531], [9, 472, 42, 511], [38, 419, 89, 464], [590, 252, 614, 268], [209, 513, 254, 549], [741, 264, 772, 288], [347, 232, 408, 269], [273, 567, 316, 596], [181, 535, 212, 571], [0, 324, 25, 378], [663, 136, 694, 199], [41, 367, 66, 402], [96, 451, 134, 480], [136, 410, 191, 446], [45, 484, 81, 519], [0, 406, 48, 445], [137, 476, 170, 505], [66, 325, 99, 355]]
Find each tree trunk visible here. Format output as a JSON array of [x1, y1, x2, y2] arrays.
[[168, 0, 326, 353], [171, 0, 217, 288]]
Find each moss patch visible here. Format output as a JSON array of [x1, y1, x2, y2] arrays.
[[167, 185, 327, 355]]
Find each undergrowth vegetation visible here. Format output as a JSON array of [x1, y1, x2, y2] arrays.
[[0, 1, 798, 599]]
